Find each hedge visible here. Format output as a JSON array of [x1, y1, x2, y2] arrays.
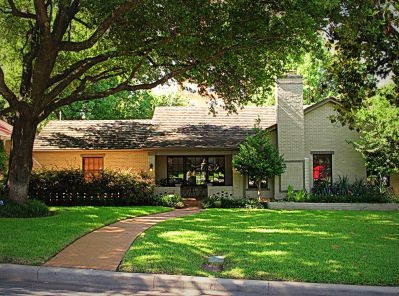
[[28, 169, 156, 206]]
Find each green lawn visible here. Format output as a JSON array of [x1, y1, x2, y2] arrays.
[[120, 209, 399, 286], [0, 206, 169, 265]]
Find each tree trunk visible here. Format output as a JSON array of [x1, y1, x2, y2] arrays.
[[257, 180, 262, 202], [7, 113, 37, 204]]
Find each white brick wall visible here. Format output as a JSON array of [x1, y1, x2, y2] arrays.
[[276, 75, 305, 198], [304, 102, 366, 186]]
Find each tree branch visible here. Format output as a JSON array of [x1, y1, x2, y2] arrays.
[[60, 0, 140, 51], [40, 46, 226, 120], [51, 0, 80, 42], [0, 106, 16, 117], [1, 0, 36, 19], [19, 24, 39, 97], [34, 0, 51, 36], [0, 66, 18, 106], [45, 51, 139, 102]]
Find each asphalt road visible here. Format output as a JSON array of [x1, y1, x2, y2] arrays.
[[1, 280, 398, 296], [0, 281, 190, 296]]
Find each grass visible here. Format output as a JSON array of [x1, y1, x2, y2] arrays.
[[120, 209, 399, 286], [0, 206, 169, 265]]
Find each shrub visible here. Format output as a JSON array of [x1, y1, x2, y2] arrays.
[[287, 185, 309, 202], [309, 176, 396, 203], [0, 199, 50, 218], [202, 195, 265, 209], [29, 169, 155, 206], [154, 194, 185, 208]]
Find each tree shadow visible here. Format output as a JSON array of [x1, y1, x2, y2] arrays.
[[36, 121, 257, 149], [120, 209, 399, 286]]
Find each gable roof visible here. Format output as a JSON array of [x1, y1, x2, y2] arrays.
[[33, 98, 338, 151]]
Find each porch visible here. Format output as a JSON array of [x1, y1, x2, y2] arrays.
[[149, 150, 273, 199]]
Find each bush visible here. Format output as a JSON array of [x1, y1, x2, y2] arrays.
[[287, 185, 309, 202], [202, 195, 265, 209], [29, 169, 155, 206], [154, 194, 185, 208], [308, 176, 397, 203], [0, 199, 50, 218]]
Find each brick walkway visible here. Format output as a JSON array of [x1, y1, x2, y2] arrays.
[[44, 208, 201, 271]]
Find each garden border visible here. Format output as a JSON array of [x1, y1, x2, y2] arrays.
[[267, 202, 399, 211]]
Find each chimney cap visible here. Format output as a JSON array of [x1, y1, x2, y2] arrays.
[[277, 74, 303, 84]]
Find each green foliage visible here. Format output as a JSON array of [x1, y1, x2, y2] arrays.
[[287, 185, 295, 201], [155, 194, 185, 209], [324, 1, 399, 127], [233, 128, 285, 198], [352, 85, 399, 176], [287, 38, 336, 104], [287, 185, 309, 202], [0, 141, 7, 176], [29, 169, 155, 206], [310, 176, 396, 203], [0, 199, 49, 218], [202, 195, 265, 209], [51, 91, 187, 120], [0, 0, 339, 113]]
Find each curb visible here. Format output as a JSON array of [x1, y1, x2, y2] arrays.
[[1, 264, 399, 295]]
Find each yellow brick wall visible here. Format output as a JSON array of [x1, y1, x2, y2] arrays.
[[305, 103, 366, 186], [32, 150, 149, 173]]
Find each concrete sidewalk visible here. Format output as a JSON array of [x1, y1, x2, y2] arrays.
[[1, 264, 398, 296], [44, 208, 201, 271]]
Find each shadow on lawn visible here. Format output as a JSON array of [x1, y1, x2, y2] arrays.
[[120, 209, 399, 286]]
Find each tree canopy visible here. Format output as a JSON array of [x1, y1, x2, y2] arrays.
[[324, 0, 398, 127], [352, 84, 399, 176]]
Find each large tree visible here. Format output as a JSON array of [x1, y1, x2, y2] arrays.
[[352, 85, 399, 176], [0, 0, 334, 203], [324, 0, 398, 127]]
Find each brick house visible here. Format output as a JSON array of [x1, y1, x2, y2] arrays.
[[32, 75, 399, 198]]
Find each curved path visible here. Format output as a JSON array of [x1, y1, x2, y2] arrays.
[[44, 208, 201, 271]]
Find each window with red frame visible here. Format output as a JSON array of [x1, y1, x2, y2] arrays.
[[313, 154, 332, 184], [83, 157, 104, 180]]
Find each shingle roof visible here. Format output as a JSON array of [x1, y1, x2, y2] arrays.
[[34, 120, 153, 150], [33, 106, 277, 150]]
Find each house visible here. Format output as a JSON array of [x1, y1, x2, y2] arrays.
[[32, 75, 399, 198]]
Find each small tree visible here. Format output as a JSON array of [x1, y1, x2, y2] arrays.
[[233, 128, 286, 201]]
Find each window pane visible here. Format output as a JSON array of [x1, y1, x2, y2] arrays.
[[167, 157, 184, 184], [313, 154, 332, 184], [208, 156, 225, 185], [83, 157, 104, 181]]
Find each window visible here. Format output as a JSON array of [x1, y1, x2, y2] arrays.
[[167, 157, 184, 185], [313, 154, 332, 184], [83, 157, 104, 180], [248, 177, 268, 189], [208, 156, 225, 185], [167, 156, 226, 186]]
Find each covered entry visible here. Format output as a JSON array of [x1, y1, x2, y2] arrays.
[[155, 154, 233, 198]]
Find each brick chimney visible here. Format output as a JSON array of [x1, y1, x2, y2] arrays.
[[275, 75, 307, 197]]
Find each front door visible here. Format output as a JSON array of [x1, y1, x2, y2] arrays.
[[181, 157, 207, 198]]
